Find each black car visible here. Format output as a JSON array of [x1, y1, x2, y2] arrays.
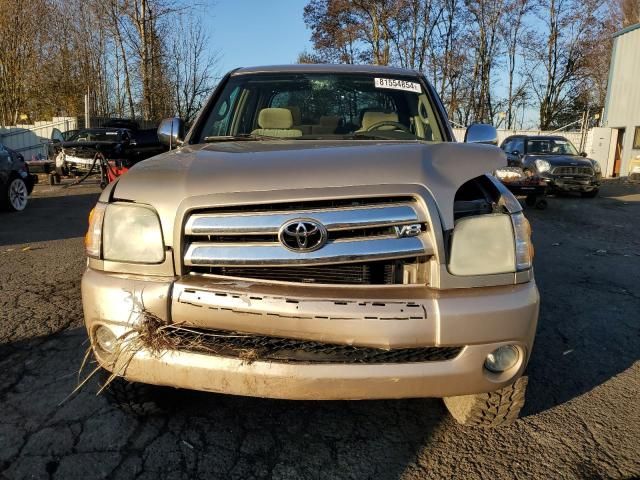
[[0, 143, 37, 211], [57, 125, 166, 177], [500, 135, 601, 197]]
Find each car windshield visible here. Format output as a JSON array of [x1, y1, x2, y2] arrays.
[[197, 73, 444, 142], [527, 138, 578, 155], [68, 129, 122, 142]]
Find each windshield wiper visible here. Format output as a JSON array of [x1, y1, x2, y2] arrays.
[[347, 132, 419, 140], [344, 133, 382, 140], [203, 133, 282, 142]]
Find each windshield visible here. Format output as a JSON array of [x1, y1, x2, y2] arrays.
[[197, 73, 444, 142], [527, 138, 578, 155], [68, 129, 122, 142]]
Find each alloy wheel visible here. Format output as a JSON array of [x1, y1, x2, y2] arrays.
[[8, 178, 28, 211]]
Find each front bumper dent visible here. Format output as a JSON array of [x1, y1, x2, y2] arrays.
[[82, 268, 539, 400], [541, 174, 600, 192]]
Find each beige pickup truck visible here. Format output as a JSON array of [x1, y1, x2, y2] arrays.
[[82, 64, 539, 427]]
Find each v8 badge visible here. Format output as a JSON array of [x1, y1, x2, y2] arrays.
[[394, 224, 422, 238]]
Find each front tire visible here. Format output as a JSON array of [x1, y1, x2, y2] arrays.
[[443, 376, 528, 427], [2, 177, 29, 211]]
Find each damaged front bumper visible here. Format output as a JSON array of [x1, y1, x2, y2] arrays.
[[540, 173, 601, 192], [82, 268, 539, 400]]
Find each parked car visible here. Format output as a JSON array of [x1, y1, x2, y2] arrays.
[[82, 64, 539, 427], [0, 143, 37, 211], [56, 124, 166, 177], [500, 135, 601, 197]]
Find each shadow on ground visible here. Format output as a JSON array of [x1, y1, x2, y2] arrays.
[[0, 190, 99, 246]]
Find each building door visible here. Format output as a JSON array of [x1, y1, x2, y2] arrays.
[[613, 128, 625, 177]]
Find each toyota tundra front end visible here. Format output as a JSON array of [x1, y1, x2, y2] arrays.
[[81, 64, 539, 427]]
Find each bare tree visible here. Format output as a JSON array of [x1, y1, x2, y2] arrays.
[[621, 0, 640, 26], [0, 0, 51, 125], [501, 0, 532, 129], [169, 18, 218, 123], [464, 0, 505, 123], [528, 0, 604, 129]]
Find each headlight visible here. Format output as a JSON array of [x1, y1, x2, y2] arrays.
[[494, 167, 524, 182], [593, 161, 601, 174], [85, 202, 165, 263], [103, 204, 165, 263], [534, 159, 551, 172], [448, 212, 533, 276]]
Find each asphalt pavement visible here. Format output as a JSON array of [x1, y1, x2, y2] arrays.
[[0, 179, 638, 479]]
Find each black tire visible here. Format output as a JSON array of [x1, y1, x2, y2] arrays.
[[97, 368, 173, 416], [443, 376, 528, 427], [581, 189, 599, 198], [535, 198, 548, 210], [525, 194, 537, 207], [1, 176, 29, 212]]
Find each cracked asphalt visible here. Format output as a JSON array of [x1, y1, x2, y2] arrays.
[[1, 180, 639, 479]]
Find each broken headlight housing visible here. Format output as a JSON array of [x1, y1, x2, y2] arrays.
[[85, 202, 165, 263], [448, 212, 532, 276]]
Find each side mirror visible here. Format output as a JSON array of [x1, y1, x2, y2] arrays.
[[157, 117, 185, 149], [580, 152, 587, 157], [464, 123, 498, 146]]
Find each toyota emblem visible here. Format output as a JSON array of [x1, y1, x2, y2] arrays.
[[278, 219, 328, 252]]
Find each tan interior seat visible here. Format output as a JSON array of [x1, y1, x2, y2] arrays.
[[286, 106, 312, 135], [357, 111, 399, 132], [252, 108, 303, 138], [311, 115, 341, 135]]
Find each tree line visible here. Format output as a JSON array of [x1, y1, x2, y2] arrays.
[[299, 0, 639, 129], [0, 0, 217, 127]]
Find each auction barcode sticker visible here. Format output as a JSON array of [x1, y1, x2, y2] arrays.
[[374, 78, 422, 93]]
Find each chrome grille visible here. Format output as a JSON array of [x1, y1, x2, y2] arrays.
[[197, 259, 424, 285], [182, 198, 432, 284], [552, 166, 594, 176]]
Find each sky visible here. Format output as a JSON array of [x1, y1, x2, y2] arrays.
[[195, 1, 540, 128], [199, 0, 313, 78]]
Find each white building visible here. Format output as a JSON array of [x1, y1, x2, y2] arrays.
[[599, 23, 640, 177]]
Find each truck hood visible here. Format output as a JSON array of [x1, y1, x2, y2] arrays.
[[110, 140, 505, 236]]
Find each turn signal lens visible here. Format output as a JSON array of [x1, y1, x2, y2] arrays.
[[511, 212, 533, 271], [85, 203, 107, 258]]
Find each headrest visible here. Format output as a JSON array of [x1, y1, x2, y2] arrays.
[[286, 106, 302, 125], [319, 115, 340, 127], [361, 111, 399, 130], [258, 108, 293, 129]]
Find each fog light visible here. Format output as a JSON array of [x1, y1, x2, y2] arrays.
[[95, 326, 117, 354], [484, 345, 519, 373]]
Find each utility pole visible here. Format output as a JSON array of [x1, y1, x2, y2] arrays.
[[84, 87, 90, 129]]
